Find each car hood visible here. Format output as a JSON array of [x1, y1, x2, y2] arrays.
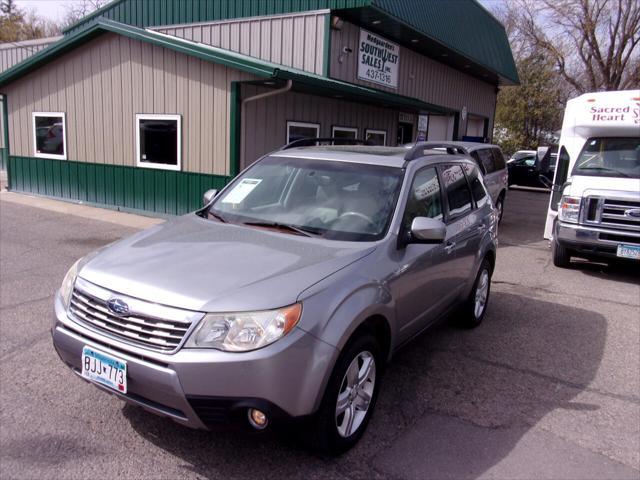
[[79, 214, 376, 312]]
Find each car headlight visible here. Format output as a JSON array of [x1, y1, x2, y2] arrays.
[[60, 259, 81, 309], [185, 303, 302, 352], [558, 196, 581, 223]]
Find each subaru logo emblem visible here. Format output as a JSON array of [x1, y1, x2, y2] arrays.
[[624, 208, 640, 219], [107, 298, 129, 316]]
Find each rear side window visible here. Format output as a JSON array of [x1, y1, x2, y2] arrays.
[[477, 149, 495, 174], [441, 164, 473, 219], [462, 164, 490, 208], [491, 148, 506, 170], [402, 167, 443, 232]]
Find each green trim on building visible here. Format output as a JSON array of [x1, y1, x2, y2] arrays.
[[63, 0, 370, 35], [7, 156, 231, 215], [323, 13, 331, 78], [1, 93, 9, 175], [59, 0, 517, 85], [0, 19, 276, 86], [229, 81, 242, 177], [0, 19, 454, 117]]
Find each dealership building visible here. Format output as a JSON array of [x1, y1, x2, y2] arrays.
[[0, 0, 517, 215]]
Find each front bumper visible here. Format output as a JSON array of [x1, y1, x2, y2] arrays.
[[555, 222, 640, 259], [51, 293, 338, 429]]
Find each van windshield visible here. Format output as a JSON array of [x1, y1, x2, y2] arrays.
[[573, 137, 640, 178], [207, 156, 404, 242]]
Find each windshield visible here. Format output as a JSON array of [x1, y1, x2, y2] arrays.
[[208, 156, 404, 241], [573, 137, 640, 178]]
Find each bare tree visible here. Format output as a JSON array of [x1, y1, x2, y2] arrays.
[[505, 0, 640, 93], [62, 0, 109, 28]]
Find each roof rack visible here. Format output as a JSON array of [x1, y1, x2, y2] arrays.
[[281, 137, 374, 150], [404, 142, 468, 161]]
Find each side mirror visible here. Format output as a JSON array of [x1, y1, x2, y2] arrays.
[[202, 189, 218, 206], [409, 217, 446, 243]]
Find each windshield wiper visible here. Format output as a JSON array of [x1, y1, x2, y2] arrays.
[[242, 221, 316, 237], [578, 166, 630, 178], [207, 210, 227, 223]]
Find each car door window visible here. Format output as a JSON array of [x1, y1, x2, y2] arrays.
[[469, 151, 486, 174], [523, 156, 536, 167], [491, 148, 506, 170], [477, 149, 495, 174], [462, 164, 490, 208], [441, 164, 473, 219], [402, 167, 443, 232]]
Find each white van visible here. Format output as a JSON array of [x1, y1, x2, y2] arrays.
[[544, 90, 640, 267]]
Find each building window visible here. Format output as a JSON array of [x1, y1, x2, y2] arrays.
[[366, 129, 387, 146], [287, 121, 320, 144], [136, 114, 181, 171], [33, 112, 67, 160], [332, 126, 358, 139]]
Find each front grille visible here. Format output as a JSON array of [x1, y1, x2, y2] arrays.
[[584, 196, 640, 231], [69, 283, 196, 352], [601, 199, 640, 229]]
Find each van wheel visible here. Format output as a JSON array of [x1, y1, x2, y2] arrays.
[[310, 333, 381, 455], [552, 238, 571, 268], [459, 259, 492, 329]]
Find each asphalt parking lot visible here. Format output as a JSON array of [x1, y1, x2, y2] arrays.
[[1, 188, 639, 480]]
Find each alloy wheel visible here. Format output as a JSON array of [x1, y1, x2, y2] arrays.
[[474, 269, 490, 319], [335, 351, 376, 438]]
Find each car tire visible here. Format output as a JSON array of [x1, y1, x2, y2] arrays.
[[552, 237, 572, 268], [309, 333, 381, 455], [459, 258, 492, 329], [495, 196, 505, 224]]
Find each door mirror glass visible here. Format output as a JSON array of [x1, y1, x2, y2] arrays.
[[550, 147, 571, 211], [202, 189, 218, 206], [410, 217, 446, 243]]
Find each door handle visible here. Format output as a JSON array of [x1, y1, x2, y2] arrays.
[[444, 241, 456, 253]]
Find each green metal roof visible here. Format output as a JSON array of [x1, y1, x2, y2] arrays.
[[61, 0, 517, 85], [0, 19, 453, 115]]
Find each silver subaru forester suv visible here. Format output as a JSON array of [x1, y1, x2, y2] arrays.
[[52, 143, 498, 454]]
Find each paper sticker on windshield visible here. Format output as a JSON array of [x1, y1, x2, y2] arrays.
[[221, 179, 262, 204], [414, 177, 439, 200]]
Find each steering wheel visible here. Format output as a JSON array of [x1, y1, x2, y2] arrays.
[[337, 211, 377, 229]]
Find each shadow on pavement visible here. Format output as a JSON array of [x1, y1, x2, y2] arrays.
[[122, 291, 607, 479], [570, 258, 640, 284]]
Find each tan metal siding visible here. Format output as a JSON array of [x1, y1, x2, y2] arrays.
[[241, 85, 398, 169], [4, 33, 257, 176], [155, 11, 327, 75], [0, 37, 62, 73], [330, 21, 496, 121]]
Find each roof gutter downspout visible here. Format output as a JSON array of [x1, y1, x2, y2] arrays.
[[239, 79, 293, 171]]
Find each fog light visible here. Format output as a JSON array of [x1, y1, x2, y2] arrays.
[[248, 408, 268, 429]]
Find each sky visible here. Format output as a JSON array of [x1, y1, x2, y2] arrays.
[[17, 0, 505, 24], [16, 0, 92, 23]]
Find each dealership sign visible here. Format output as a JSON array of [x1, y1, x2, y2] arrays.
[[357, 29, 400, 89]]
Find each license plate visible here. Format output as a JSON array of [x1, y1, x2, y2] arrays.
[[617, 244, 640, 260], [81, 346, 127, 394]]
